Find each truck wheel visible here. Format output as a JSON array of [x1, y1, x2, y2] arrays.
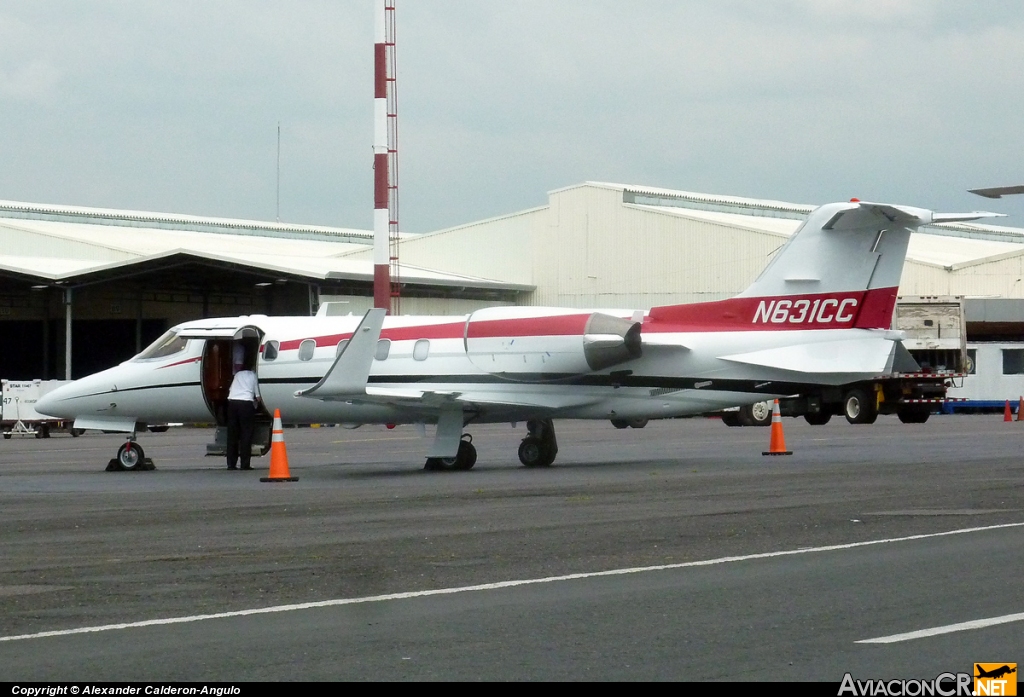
[[897, 405, 930, 424], [844, 389, 878, 425], [742, 401, 773, 427], [804, 412, 832, 426]]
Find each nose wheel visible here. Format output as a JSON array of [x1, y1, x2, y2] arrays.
[[107, 434, 155, 471]]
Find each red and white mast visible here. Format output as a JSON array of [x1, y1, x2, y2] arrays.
[[373, 1, 400, 313]]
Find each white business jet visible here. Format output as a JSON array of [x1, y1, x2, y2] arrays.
[[35, 200, 997, 471]]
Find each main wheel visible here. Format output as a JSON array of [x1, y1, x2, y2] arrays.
[[721, 412, 741, 427], [844, 388, 878, 425], [804, 412, 832, 426], [611, 419, 629, 429], [519, 437, 555, 467], [742, 401, 773, 427], [453, 439, 477, 471], [116, 442, 145, 471], [424, 439, 477, 471], [627, 418, 649, 429]]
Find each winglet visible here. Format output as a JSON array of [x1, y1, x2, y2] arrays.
[[295, 308, 386, 399]]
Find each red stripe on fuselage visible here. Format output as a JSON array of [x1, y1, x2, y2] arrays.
[[158, 356, 201, 369], [646, 287, 898, 332], [273, 315, 594, 353]]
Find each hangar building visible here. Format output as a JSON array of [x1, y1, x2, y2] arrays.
[[370, 181, 1024, 311], [0, 201, 528, 380]]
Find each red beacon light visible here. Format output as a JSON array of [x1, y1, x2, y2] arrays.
[[850, 197, 861, 202]]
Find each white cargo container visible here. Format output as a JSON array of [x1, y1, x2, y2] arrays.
[[2, 379, 74, 438]]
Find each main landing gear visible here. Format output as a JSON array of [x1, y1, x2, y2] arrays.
[[424, 434, 477, 471], [518, 419, 558, 468], [421, 419, 559, 471]]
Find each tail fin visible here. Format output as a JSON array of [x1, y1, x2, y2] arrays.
[[649, 201, 1000, 331]]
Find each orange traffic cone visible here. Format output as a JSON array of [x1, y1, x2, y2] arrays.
[[260, 409, 299, 482], [762, 399, 793, 456], [1017, 397, 1024, 422], [1004, 401, 1013, 422]]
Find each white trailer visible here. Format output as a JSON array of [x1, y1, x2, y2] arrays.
[[944, 342, 1024, 411], [2, 379, 75, 438]]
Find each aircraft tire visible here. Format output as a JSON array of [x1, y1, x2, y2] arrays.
[[519, 437, 554, 467], [740, 401, 773, 427], [454, 440, 477, 471], [843, 389, 878, 425], [611, 419, 630, 429], [116, 442, 145, 471], [424, 439, 477, 472], [627, 418, 649, 429], [804, 412, 832, 426], [721, 412, 741, 427]]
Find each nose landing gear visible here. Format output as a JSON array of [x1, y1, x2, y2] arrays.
[[107, 432, 156, 471]]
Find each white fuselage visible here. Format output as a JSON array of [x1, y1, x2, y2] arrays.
[[36, 310, 896, 428]]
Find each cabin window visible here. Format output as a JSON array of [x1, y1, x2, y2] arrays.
[[335, 340, 349, 358], [375, 339, 391, 361], [1002, 349, 1024, 375], [298, 339, 316, 362], [413, 339, 430, 361], [136, 330, 188, 360], [262, 340, 279, 362]]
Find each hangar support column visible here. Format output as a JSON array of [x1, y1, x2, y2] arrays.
[[64, 286, 72, 380]]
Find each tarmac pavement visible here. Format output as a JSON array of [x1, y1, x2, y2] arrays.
[[0, 415, 1021, 680]]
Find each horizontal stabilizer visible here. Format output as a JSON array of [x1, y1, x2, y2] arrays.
[[969, 185, 1024, 199], [931, 211, 1006, 223], [295, 308, 386, 399], [719, 337, 896, 376]]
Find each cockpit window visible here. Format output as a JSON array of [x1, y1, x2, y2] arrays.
[[135, 330, 189, 361]]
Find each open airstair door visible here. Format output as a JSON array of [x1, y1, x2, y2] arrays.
[[178, 324, 272, 457]]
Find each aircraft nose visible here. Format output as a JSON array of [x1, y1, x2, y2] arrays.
[[35, 384, 71, 418]]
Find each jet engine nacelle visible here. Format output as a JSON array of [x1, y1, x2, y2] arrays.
[[465, 307, 642, 380]]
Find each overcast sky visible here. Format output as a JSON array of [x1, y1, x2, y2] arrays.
[[1, 1, 1023, 233]]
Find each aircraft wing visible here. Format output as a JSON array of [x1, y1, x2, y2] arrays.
[[364, 386, 603, 412]]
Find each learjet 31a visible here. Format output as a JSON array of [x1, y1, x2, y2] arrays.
[[36, 200, 998, 470]]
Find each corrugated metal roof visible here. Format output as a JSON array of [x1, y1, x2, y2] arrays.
[[582, 181, 816, 219], [628, 201, 1024, 268], [0, 199, 376, 244], [0, 207, 530, 291]]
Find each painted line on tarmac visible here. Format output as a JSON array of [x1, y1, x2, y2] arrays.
[[1, 521, 1022, 644], [856, 612, 1024, 644]]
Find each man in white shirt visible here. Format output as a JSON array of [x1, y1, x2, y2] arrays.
[[226, 368, 261, 470]]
